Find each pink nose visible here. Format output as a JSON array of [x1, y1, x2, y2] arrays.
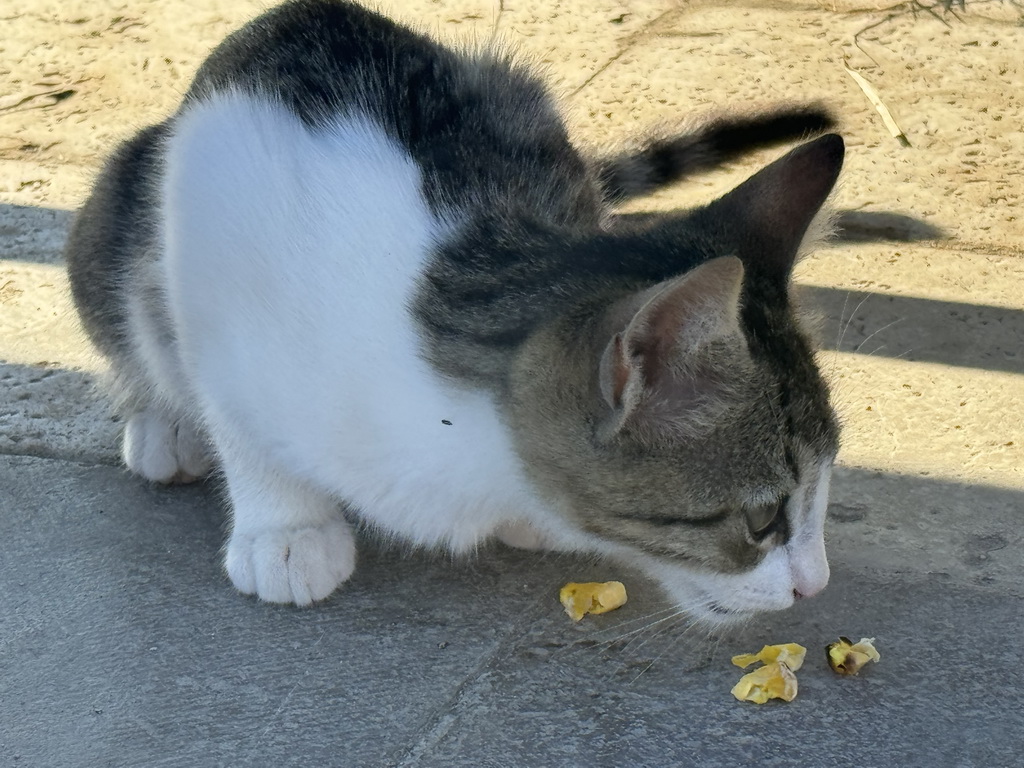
[[790, 560, 830, 600]]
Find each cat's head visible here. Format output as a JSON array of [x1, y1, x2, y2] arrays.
[[511, 134, 844, 626]]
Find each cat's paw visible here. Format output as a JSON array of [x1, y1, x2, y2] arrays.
[[225, 518, 356, 605], [494, 520, 557, 551], [123, 409, 213, 483]]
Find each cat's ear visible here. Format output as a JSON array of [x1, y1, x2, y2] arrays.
[[705, 133, 844, 283], [599, 256, 744, 428]]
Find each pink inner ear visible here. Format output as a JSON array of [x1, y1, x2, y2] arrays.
[[600, 258, 745, 427], [626, 257, 744, 360], [599, 332, 632, 410], [610, 333, 630, 407]]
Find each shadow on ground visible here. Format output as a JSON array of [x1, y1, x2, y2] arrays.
[[800, 284, 1024, 374], [0, 203, 72, 264], [0, 361, 118, 464]]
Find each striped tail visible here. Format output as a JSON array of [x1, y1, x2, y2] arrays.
[[595, 104, 837, 204]]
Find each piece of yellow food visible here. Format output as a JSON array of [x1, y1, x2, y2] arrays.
[[731, 661, 799, 704], [558, 581, 627, 621], [826, 636, 881, 675], [732, 643, 807, 672]]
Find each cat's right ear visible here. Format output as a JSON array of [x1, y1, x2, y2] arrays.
[[599, 256, 745, 437], [703, 133, 844, 285]]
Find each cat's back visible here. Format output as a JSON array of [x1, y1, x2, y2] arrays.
[[158, 0, 581, 409], [182, 0, 600, 223]]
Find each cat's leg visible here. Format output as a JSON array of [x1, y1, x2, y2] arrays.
[[219, 445, 356, 605], [122, 406, 213, 484], [115, 258, 214, 484]]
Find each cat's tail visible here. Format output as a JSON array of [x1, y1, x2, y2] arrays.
[[594, 105, 837, 204]]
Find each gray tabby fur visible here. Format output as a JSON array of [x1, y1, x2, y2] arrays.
[[65, 0, 844, 615]]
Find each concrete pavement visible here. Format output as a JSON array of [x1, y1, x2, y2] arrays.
[[2, 455, 1023, 767]]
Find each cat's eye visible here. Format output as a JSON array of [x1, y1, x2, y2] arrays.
[[745, 498, 787, 539]]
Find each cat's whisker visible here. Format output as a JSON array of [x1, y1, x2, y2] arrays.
[[835, 292, 871, 352], [832, 290, 852, 359], [853, 317, 903, 354], [627, 634, 679, 684], [563, 603, 685, 638], [624, 614, 716, 683], [863, 341, 916, 362], [554, 597, 733, 670], [610, 611, 689, 656], [619, 598, 718, 657], [827, 289, 857, 391], [617, 618, 690, 683], [595, 604, 689, 634], [557, 608, 689, 660], [548, 607, 688, 661], [706, 627, 728, 663], [489, 0, 507, 39], [620, 615, 685, 658]]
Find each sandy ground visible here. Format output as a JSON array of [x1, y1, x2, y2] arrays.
[[1, 1, 1023, 763], [1, 0, 1022, 488]]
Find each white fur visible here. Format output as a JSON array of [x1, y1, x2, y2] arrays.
[[158, 93, 567, 603], [123, 407, 212, 483], [144, 91, 832, 615]]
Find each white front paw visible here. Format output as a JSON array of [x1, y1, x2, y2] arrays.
[[225, 519, 356, 606]]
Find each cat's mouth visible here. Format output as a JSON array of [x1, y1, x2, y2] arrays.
[[703, 601, 758, 625]]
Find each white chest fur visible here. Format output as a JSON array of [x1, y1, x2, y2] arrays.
[[161, 93, 547, 552]]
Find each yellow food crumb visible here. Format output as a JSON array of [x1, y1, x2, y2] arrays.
[[731, 661, 799, 704], [558, 581, 627, 621], [826, 636, 880, 676], [732, 643, 807, 672]]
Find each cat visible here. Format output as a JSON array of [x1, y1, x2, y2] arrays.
[[65, 0, 843, 626]]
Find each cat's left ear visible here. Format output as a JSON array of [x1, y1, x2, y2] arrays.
[[702, 133, 844, 284], [599, 256, 745, 435]]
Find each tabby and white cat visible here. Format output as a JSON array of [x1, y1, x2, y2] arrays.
[[66, 0, 843, 625]]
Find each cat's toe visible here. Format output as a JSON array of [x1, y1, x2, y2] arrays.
[[123, 411, 180, 482], [494, 520, 556, 551], [174, 419, 213, 480], [225, 519, 356, 605], [123, 409, 213, 484]]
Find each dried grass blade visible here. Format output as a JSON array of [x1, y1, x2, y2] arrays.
[[843, 62, 911, 147]]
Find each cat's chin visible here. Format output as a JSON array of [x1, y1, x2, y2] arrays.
[[637, 547, 803, 628]]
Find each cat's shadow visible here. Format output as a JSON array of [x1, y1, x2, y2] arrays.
[[611, 208, 947, 244]]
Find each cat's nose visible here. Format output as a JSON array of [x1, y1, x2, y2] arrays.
[[790, 565, 829, 599], [787, 535, 830, 600]]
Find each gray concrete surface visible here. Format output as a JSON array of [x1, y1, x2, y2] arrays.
[[2, 455, 1023, 767]]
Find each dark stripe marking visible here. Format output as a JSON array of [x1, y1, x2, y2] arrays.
[[615, 508, 731, 527]]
